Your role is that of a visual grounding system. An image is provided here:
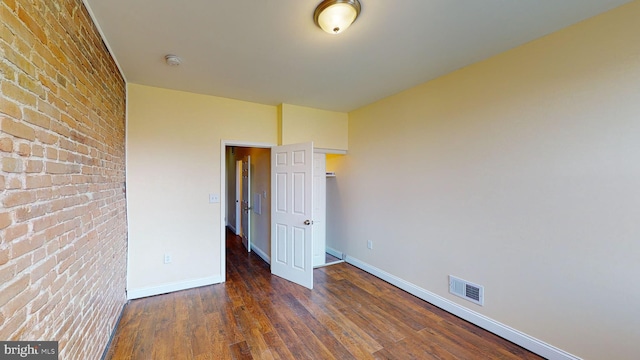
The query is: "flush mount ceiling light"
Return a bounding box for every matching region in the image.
[313,0,361,35]
[164,54,182,66]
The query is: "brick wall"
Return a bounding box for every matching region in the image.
[0,0,127,359]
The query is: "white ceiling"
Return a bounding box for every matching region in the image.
[84,0,631,112]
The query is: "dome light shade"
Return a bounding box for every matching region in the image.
[314,0,361,35]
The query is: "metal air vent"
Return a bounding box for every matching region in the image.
[449,275,484,306]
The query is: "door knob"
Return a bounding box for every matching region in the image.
[304,220,314,225]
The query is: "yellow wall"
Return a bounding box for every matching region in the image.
[279,103,348,151]
[126,84,277,296]
[125,2,640,357]
[227,146,272,259]
[330,2,640,359]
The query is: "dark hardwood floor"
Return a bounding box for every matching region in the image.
[105,229,543,359]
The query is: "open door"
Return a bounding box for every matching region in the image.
[241,155,251,252]
[235,160,242,235]
[271,142,314,289]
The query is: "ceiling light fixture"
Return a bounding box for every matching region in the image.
[313,0,361,35]
[164,54,182,66]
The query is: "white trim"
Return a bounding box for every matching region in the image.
[227,224,237,233]
[251,244,271,264]
[326,246,344,260]
[220,140,276,284]
[344,255,582,360]
[124,84,132,298]
[314,259,344,268]
[127,276,222,300]
[314,148,347,155]
[81,0,126,80]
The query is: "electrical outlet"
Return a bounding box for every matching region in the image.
[164,254,172,264]
[209,194,220,203]
[367,240,373,250]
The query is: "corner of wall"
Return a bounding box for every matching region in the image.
[277,104,283,145]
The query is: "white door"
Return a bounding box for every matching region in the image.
[271,142,314,289]
[241,156,251,252]
[235,160,242,235]
[312,153,326,267]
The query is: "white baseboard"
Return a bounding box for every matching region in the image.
[251,244,271,264]
[344,255,581,360]
[127,275,222,300]
[326,246,344,260]
[228,224,237,233]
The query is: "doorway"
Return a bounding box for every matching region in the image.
[220,140,342,288]
[223,143,272,268]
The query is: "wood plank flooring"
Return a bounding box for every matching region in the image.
[105,229,544,359]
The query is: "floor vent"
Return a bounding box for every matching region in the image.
[449,275,484,306]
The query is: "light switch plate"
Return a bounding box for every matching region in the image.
[209,194,220,203]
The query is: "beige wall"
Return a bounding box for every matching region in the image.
[231,147,271,259]
[279,103,348,151]
[330,2,640,359]
[225,147,238,232]
[325,154,345,253]
[126,84,277,296]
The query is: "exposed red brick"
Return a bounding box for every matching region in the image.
[37,100,61,121]
[18,73,46,100]
[23,107,51,129]
[11,235,45,259]
[0,137,13,152]
[3,0,16,12]
[3,286,38,318]
[32,214,55,232]
[31,256,57,284]
[0,264,16,284]
[0,97,22,119]
[4,223,28,241]
[2,190,33,207]
[2,157,23,172]
[0,0,126,358]
[15,204,48,221]
[45,147,58,160]
[17,6,47,44]
[6,177,21,189]
[35,129,57,144]
[37,74,59,96]
[0,308,26,340]
[31,144,43,157]
[1,80,37,107]
[0,276,29,307]
[1,117,35,141]
[29,291,49,314]
[0,212,11,229]
[0,247,9,265]
[17,143,30,156]
[0,17,36,77]
[25,159,43,172]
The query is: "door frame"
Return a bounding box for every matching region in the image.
[235,160,242,235]
[220,140,275,282]
[240,155,251,252]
